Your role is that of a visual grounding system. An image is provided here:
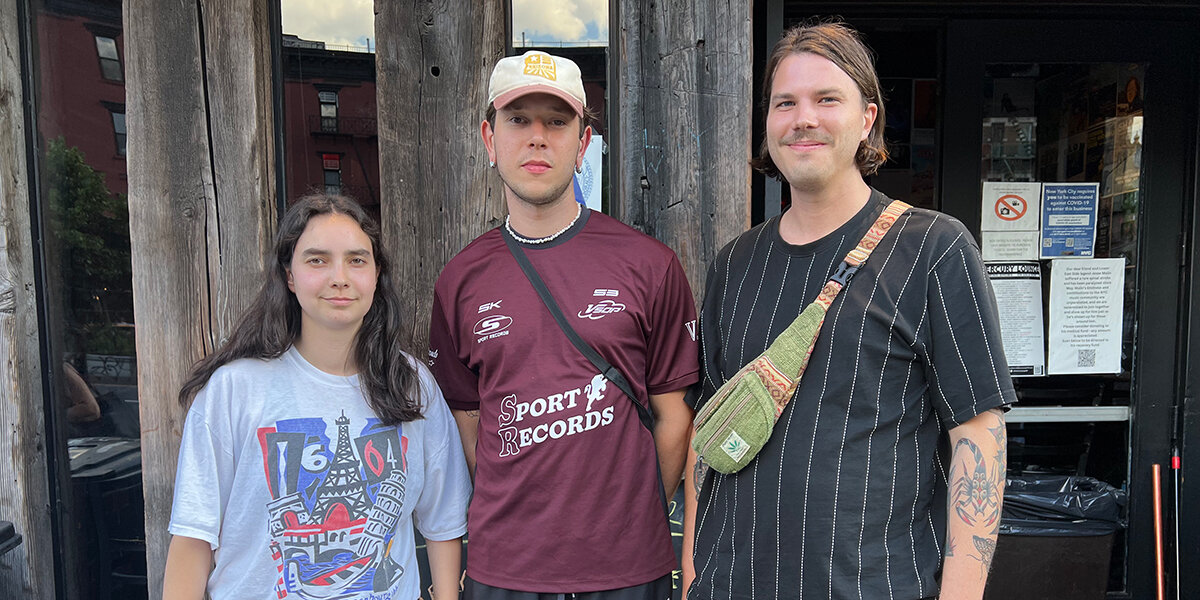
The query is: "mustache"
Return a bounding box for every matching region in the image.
[780,134,833,145]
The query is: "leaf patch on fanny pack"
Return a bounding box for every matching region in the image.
[722,431,750,462]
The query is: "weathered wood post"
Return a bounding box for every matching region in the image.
[614,0,753,302]
[0,1,55,596]
[124,0,277,596]
[375,0,507,352]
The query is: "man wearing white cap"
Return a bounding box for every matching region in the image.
[427,51,699,599]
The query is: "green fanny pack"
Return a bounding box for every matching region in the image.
[692,200,910,475]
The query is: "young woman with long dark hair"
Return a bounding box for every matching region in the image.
[162,195,470,600]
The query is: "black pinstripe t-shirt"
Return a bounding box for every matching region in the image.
[689,190,1015,600]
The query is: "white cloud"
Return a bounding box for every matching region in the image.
[281,0,375,50]
[281,0,608,49]
[513,0,608,44]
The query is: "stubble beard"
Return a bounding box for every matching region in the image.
[770,146,829,194]
[498,169,575,208]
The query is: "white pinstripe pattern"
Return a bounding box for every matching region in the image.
[932,270,980,417]
[691,197,1013,600]
[695,467,726,592]
[956,248,1006,412]
[825,256,860,596]
[738,238,774,363]
[771,255,795,600]
[852,212,917,600]
[728,475,737,600]
[878,214,933,600]
[727,226,769,365]
[797,240,846,599]
[908,303,932,598]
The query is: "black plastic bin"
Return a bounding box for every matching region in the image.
[984,475,1126,600]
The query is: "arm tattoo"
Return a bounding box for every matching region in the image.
[987,409,1007,467]
[466,410,479,418]
[951,438,1002,529]
[970,535,997,576]
[693,459,707,500]
[945,535,956,558]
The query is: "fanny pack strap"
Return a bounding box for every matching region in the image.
[769,199,911,412]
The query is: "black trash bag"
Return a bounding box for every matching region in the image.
[1001,475,1126,536]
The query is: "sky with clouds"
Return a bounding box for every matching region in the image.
[513,0,608,45]
[280,0,607,50]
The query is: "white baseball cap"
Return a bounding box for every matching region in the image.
[488,51,586,117]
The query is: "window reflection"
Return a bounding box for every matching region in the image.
[280,29,379,218]
[94,35,122,82]
[33,0,144,598]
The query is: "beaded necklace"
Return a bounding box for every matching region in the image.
[505,202,583,245]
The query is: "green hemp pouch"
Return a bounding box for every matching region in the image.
[692,298,826,474]
[691,199,910,476]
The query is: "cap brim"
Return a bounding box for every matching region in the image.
[493,85,584,117]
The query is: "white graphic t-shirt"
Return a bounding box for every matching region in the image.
[169,347,471,600]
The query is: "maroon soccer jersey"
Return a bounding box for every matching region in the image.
[428,210,699,592]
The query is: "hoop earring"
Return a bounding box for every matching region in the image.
[575,164,582,174]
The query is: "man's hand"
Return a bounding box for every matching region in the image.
[939,407,1006,600]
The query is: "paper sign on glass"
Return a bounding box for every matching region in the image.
[982,182,1042,232]
[1047,258,1124,374]
[983,231,1040,262]
[1041,183,1100,258]
[986,262,1045,377]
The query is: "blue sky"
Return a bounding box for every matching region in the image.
[281,0,608,51]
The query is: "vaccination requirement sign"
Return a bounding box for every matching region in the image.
[1041,182,1099,259]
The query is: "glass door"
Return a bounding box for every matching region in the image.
[942,19,1197,599]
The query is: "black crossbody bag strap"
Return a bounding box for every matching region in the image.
[501,229,671,516]
[500,229,655,433]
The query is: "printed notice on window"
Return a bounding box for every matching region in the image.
[983,231,1040,262]
[1047,258,1124,374]
[982,181,1042,232]
[1041,183,1099,259]
[986,262,1045,377]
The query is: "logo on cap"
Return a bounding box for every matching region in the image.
[523,53,557,81]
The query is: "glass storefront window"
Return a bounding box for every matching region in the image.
[281,2,379,218]
[982,62,1146,592]
[32,0,144,598]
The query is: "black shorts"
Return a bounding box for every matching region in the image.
[464,574,672,600]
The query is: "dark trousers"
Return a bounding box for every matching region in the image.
[464,574,673,600]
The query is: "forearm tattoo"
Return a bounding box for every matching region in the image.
[970,535,997,575]
[949,411,1006,577]
[951,438,1002,530]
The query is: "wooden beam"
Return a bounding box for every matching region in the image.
[124,0,276,596]
[615,0,753,304]
[376,0,507,353]
[0,1,55,596]
[201,0,279,336]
